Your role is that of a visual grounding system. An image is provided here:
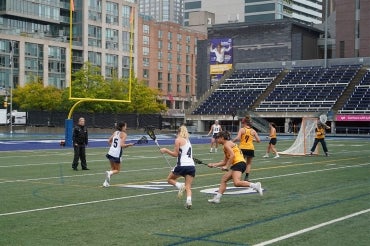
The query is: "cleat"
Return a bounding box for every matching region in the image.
[208,197,220,204]
[102,180,110,188]
[263,155,269,158]
[274,155,280,158]
[105,171,111,183]
[254,182,263,196]
[185,201,192,209]
[177,184,185,199]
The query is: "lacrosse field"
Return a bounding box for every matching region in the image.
[0,136,369,245]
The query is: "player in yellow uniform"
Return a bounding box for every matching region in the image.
[263,122,280,158]
[310,122,330,156]
[207,131,263,203]
[232,117,261,181]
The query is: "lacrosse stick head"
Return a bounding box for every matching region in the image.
[137,136,148,144]
[145,127,157,141]
[319,114,327,124]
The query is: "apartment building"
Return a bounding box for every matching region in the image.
[136,15,206,113]
[184,0,323,26]
[0,0,137,89]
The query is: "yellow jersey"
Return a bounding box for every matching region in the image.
[239,127,255,150]
[224,143,246,165]
[315,127,326,139]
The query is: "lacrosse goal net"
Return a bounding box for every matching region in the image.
[279,117,318,156]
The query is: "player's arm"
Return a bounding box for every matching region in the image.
[160,137,181,157]
[120,132,133,148]
[232,128,243,143]
[252,130,261,143]
[207,125,213,136]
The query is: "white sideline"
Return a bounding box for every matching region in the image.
[254,208,370,246]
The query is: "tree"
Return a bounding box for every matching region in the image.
[13,79,63,111]
[13,63,167,114]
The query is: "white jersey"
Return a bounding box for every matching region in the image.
[177,139,195,167]
[212,124,221,134]
[107,131,123,158]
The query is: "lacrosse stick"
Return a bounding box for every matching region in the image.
[133,136,148,145]
[193,157,228,171]
[145,127,173,169]
[319,114,328,124]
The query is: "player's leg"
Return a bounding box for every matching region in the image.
[208,171,232,203]
[184,174,194,209]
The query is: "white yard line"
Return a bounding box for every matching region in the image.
[254,208,370,246]
[0,163,368,217]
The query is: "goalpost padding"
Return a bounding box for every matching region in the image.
[279,117,318,156]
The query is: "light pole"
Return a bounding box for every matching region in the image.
[324,0,328,68]
[9,41,14,134]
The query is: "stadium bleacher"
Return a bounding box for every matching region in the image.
[191,68,282,115]
[256,65,361,112]
[339,69,370,114]
[191,65,368,115]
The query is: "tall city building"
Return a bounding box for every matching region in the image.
[184,0,323,26]
[335,0,370,58]
[139,0,184,25]
[137,15,206,114]
[0,0,137,89]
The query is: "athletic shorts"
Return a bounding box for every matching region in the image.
[173,166,196,177]
[212,133,219,139]
[106,154,121,164]
[230,161,246,173]
[269,138,277,145]
[241,149,255,158]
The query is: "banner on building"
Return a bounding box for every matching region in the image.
[209,38,233,76]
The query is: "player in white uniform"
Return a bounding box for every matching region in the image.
[207,120,222,153]
[103,122,134,187]
[160,125,196,209]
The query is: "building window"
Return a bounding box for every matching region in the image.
[143,25,150,34]
[339,41,345,58]
[143,69,149,78]
[143,36,149,46]
[143,58,149,67]
[143,47,149,56]
[168,73,172,82]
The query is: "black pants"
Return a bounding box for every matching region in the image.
[310,138,328,153]
[72,145,87,169]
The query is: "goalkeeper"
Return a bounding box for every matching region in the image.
[310,122,330,156]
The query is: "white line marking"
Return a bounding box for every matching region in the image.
[254,208,370,246]
[0,163,368,217]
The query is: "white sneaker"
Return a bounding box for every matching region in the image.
[263,154,269,158]
[102,180,110,188]
[105,171,111,183]
[208,196,220,204]
[185,201,192,209]
[274,155,280,158]
[253,182,263,196]
[177,184,185,199]
[215,148,218,152]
